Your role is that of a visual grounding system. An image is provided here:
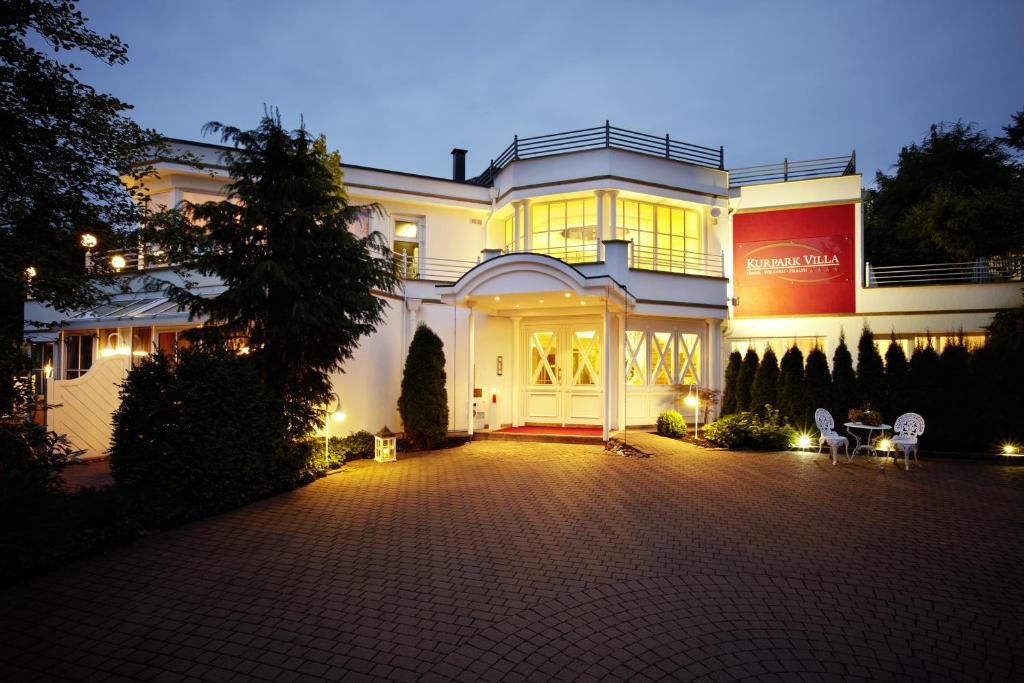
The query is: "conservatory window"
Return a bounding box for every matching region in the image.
[616,199,701,271]
[530,198,598,263]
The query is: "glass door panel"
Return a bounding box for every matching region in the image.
[530,331,558,385]
[572,330,600,386]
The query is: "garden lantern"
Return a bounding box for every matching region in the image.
[683,382,699,435]
[375,426,397,462]
[324,393,345,461]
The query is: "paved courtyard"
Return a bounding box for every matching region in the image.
[2,436,1022,682]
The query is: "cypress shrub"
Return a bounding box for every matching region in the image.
[397,324,449,449]
[776,345,805,426]
[831,332,857,420]
[882,335,909,421]
[803,347,832,426]
[749,346,779,417]
[856,326,885,411]
[736,348,759,412]
[937,337,971,450]
[907,343,941,448]
[720,351,742,415]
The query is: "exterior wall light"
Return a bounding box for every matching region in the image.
[80,234,98,249]
[375,426,397,462]
[24,266,36,280]
[110,254,127,270]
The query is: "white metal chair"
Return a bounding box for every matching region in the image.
[815,408,849,465]
[890,413,925,471]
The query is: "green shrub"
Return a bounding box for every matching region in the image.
[857,326,885,408]
[803,347,832,427]
[736,348,759,412]
[316,430,375,467]
[720,351,742,415]
[111,349,324,525]
[398,324,449,449]
[656,410,687,437]
[831,331,857,420]
[776,345,805,426]
[750,346,779,418]
[702,406,798,450]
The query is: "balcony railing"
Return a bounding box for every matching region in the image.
[505,242,600,264]
[631,245,725,278]
[88,245,170,272]
[865,256,1023,287]
[395,254,479,282]
[729,152,857,187]
[473,122,724,185]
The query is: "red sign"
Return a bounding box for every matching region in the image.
[733,204,855,316]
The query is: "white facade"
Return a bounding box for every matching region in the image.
[24,126,1020,457]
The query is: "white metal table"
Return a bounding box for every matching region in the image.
[843,422,892,461]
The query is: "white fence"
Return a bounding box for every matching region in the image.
[48,354,130,459]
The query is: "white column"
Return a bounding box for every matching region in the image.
[511,316,522,427]
[706,319,723,421]
[607,190,619,241]
[602,304,612,442]
[520,199,531,251]
[595,190,606,261]
[466,303,476,436]
[512,201,522,253]
[616,312,627,430]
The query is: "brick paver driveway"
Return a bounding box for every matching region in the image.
[2,436,1022,681]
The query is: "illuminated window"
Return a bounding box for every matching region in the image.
[63,334,95,379]
[504,214,514,251]
[394,218,422,279]
[731,337,824,360]
[616,199,701,272]
[530,198,598,263]
[650,332,674,385]
[678,333,700,385]
[626,328,702,387]
[625,330,646,385]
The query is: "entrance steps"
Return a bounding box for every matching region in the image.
[474,426,606,445]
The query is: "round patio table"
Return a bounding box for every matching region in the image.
[843,422,892,460]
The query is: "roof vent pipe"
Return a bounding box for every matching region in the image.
[451,148,467,182]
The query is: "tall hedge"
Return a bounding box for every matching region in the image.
[856,326,885,410]
[831,332,857,419]
[720,351,742,415]
[777,345,805,426]
[736,348,759,412]
[749,346,779,417]
[397,324,449,449]
[907,343,941,447]
[937,338,971,450]
[882,335,909,421]
[803,347,832,426]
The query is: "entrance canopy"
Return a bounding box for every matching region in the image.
[437,253,633,315]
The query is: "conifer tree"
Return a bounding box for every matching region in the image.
[720,351,742,415]
[856,325,885,410]
[750,346,779,417]
[776,345,805,425]
[830,331,857,420]
[907,343,941,445]
[937,336,970,450]
[882,335,909,421]
[736,348,759,412]
[398,324,449,449]
[803,347,832,426]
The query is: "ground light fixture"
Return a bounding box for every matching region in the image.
[683,383,699,436]
[796,433,813,450]
[375,426,397,462]
[1003,444,1019,455]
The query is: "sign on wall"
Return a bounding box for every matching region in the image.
[733,203,855,316]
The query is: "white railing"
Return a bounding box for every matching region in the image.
[88,245,170,272]
[504,242,600,264]
[631,244,725,278]
[865,257,1023,287]
[396,255,478,282]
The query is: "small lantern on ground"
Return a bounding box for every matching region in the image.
[375,426,397,462]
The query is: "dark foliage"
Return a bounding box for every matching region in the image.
[936,339,971,450]
[907,344,942,448]
[830,332,857,419]
[397,324,449,449]
[749,346,779,418]
[720,351,742,415]
[776,345,805,426]
[803,347,832,426]
[882,335,909,420]
[148,112,399,436]
[110,349,324,525]
[735,348,759,413]
[703,407,797,451]
[856,326,886,412]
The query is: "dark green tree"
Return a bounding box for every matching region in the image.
[152,112,399,435]
[937,337,971,450]
[803,347,832,426]
[830,331,857,419]
[856,325,885,411]
[398,324,449,449]
[776,345,805,425]
[864,117,1024,266]
[1,0,172,411]
[720,351,742,415]
[735,348,759,412]
[907,343,941,446]
[882,334,909,420]
[749,346,779,417]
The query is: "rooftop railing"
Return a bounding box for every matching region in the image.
[473,122,724,185]
[865,256,1023,287]
[729,152,857,187]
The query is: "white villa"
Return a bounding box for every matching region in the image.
[23,123,1022,456]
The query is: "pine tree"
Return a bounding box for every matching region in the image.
[882,335,909,422]
[777,345,805,426]
[803,347,832,426]
[720,351,742,415]
[398,324,449,449]
[750,346,779,417]
[907,343,941,448]
[831,331,857,420]
[856,325,885,411]
[736,348,759,412]
[937,336,970,450]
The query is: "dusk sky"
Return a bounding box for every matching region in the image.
[78,0,1023,184]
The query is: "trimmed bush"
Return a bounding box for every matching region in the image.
[398,324,449,449]
[656,410,687,437]
[803,347,832,427]
[776,345,805,426]
[856,326,885,409]
[736,348,759,412]
[750,346,779,417]
[110,349,323,525]
[882,335,909,420]
[831,332,857,420]
[720,351,742,415]
[702,406,798,451]
[907,343,941,447]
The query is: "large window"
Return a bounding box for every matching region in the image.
[530,198,598,263]
[616,199,701,272]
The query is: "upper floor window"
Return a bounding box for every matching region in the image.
[617,199,701,270]
[393,218,423,278]
[531,198,598,263]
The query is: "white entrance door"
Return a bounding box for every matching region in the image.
[523,323,603,426]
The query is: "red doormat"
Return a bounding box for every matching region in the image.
[495,426,603,437]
